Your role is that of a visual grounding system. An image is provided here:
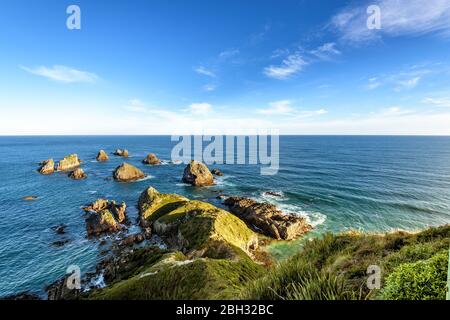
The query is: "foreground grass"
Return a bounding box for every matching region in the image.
[240,225,450,300]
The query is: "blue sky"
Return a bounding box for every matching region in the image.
[1,0,450,134]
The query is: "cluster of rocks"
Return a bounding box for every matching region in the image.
[38,154,83,177]
[83,199,127,236]
[224,197,312,240]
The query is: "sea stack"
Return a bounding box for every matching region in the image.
[56,154,81,172]
[143,153,161,165]
[84,199,127,236]
[38,159,55,175]
[182,160,214,186]
[113,163,146,182]
[113,149,129,158]
[69,168,87,180]
[96,150,109,162]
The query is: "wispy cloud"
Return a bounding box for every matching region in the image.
[331,0,450,43]
[194,66,216,78]
[263,53,307,80]
[123,99,148,113]
[188,102,213,115]
[219,49,240,59]
[257,100,327,118]
[310,42,341,60]
[395,76,421,91]
[21,65,98,83]
[202,84,217,92]
[422,97,450,107]
[366,77,382,90]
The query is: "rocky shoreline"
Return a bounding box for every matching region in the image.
[28,148,315,300]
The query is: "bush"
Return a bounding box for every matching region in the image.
[380,250,449,300]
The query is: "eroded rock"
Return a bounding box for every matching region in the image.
[56,154,81,172]
[84,199,127,236]
[38,159,55,175]
[96,150,109,162]
[143,153,161,165]
[113,149,129,157]
[182,160,214,186]
[224,197,312,240]
[69,168,87,180]
[113,163,146,182]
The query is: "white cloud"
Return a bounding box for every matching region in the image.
[202,84,217,92]
[263,53,307,79]
[194,66,216,78]
[422,97,450,107]
[188,102,213,115]
[258,100,295,115]
[21,65,98,83]
[331,0,450,43]
[395,76,421,91]
[310,42,341,60]
[219,49,240,59]
[123,99,148,113]
[366,77,382,90]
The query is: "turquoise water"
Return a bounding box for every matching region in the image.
[1,135,450,297]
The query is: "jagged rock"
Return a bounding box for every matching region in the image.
[52,239,71,247]
[113,163,146,182]
[46,276,81,300]
[38,159,55,175]
[86,210,122,236]
[69,168,87,180]
[23,196,38,201]
[143,153,161,165]
[263,191,283,197]
[182,160,214,186]
[211,169,223,176]
[56,154,81,172]
[96,150,109,162]
[224,197,311,240]
[83,199,127,223]
[113,149,129,157]
[118,233,145,247]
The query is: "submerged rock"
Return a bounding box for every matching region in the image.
[51,224,67,234]
[96,150,109,162]
[142,153,161,165]
[224,197,311,240]
[113,163,146,182]
[38,159,55,175]
[56,154,81,172]
[113,149,129,158]
[211,168,224,176]
[23,196,38,201]
[69,168,87,180]
[84,199,127,236]
[1,292,42,300]
[182,160,214,186]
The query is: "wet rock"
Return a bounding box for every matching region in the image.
[52,239,71,247]
[182,160,214,186]
[1,292,42,300]
[224,197,312,240]
[51,224,67,234]
[69,168,87,180]
[113,163,146,182]
[46,276,81,300]
[56,154,81,172]
[263,191,283,197]
[38,159,55,175]
[23,196,38,201]
[211,168,223,176]
[118,233,145,247]
[96,150,109,162]
[113,149,129,157]
[142,153,161,165]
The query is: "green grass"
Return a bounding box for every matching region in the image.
[240,225,450,300]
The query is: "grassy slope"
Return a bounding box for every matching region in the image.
[240,225,450,300]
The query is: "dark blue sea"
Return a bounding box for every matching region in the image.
[1,136,450,297]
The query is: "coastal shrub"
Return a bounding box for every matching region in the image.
[379,250,449,300]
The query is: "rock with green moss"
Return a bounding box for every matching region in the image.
[138,187,259,259]
[56,154,81,172]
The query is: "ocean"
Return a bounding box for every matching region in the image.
[0,135,449,297]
